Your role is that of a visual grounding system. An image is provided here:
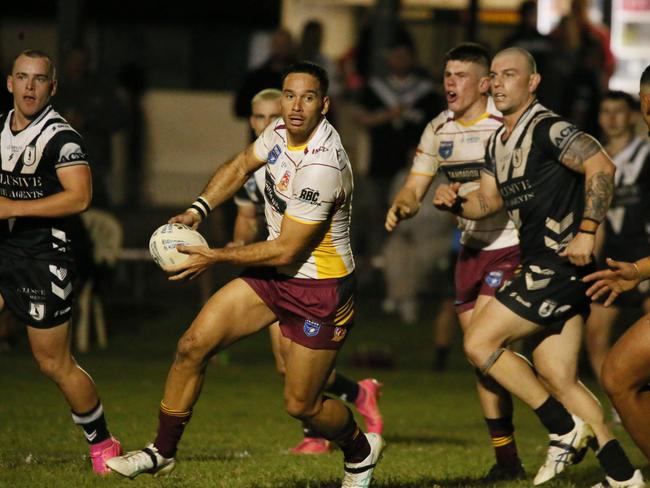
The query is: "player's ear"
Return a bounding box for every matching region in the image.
[478,75,491,95]
[529,73,541,94]
[321,96,330,115]
[50,79,57,97]
[7,75,13,94]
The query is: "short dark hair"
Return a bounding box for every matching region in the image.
[282,61,329,96]
[641,64,650,87]
[444,43,491,73]
[601,90,637,110]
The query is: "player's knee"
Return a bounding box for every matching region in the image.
[602,353,627,398]
[284,394,320,420]
[463,330,489,368]
[175,332,211,366]
[34,354,68,381]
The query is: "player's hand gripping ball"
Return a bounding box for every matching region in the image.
[149,223,208,268]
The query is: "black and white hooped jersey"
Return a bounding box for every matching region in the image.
[484,101,590,263]
[0,106,89,258]
[604,136,650,248]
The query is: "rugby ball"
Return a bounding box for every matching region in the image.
[149,223,208,268]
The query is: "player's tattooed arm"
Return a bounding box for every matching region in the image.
[456,171,504,220]
[559,133,602,173]
[584,171,614,223]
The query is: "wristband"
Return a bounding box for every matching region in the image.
[189,196,211,220]
[578,229,596,235]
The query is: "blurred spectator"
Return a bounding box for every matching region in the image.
[352,42,442,276]
[233,28,297,119]
[550,0,615,135]
[500,1,560,110]
[381,172,455,324]
[55,46,127,209]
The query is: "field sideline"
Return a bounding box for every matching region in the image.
[0,296,647,487]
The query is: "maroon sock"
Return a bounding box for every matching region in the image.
[331,409,370,463]
[485,417,521,468]
[153,402,192,459]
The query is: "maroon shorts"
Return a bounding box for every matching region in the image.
[454,244,520,313]
[241,268,355,350]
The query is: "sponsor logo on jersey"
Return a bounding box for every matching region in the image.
[298,187,320,205]
[264,171,287,214]
[311,146,328,155]
[23,145,36,166]
[29,302,45,321]
[54,306,72,318]
[267,144,282,164]
[438,140,454,160]
[276,170,291,192]
[550,121,579,150]
[538,299,557,318]
[485,270,504,288]
[303,319,321,337]
[332,326,347,342]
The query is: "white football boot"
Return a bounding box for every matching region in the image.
[106,443,175,479]
[591,469,646,488]
[534,415,595,485]
[341,433,385,488]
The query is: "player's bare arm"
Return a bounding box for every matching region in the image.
[434,172,503,219]
[0,164,91,220]
[584,255,650,306]
[385,173,433,231]
[165,216,326,280]
[559,134,615,266]
[169,144,265,228]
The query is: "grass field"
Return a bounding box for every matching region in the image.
[0,281,648,488]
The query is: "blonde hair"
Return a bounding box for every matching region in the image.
[251,88,282,107]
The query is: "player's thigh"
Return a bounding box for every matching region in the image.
[605,314,650,390]
[466,298,542,351]
[26,321,72,363]
[532,315,583,382]
[186,278,277,351]
[268,321,289,375]
[283,340,338,406]
[586,303,620,341]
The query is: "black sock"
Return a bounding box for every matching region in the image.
[331,408,370,463]
[325,373,360,403]
[533,396,574,435]
[71,401,111,445]
[597,440,636,481]
[302,421,325,439]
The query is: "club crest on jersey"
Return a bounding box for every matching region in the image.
[29,302,45,321]
[512,148,523,168]
[267,144,282,165]
[303,319,321,337]
[485,270,504,288]
[276,170,291,192]
[23,145,36,166]
[538,299,557,318]
[438,141,453,160]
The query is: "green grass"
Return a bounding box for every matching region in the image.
[0,294,647,487]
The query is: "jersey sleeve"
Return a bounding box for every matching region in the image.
[48,131,89,169]
[410,121,440,176]
[285,163,342,224]
[533,116,588,163]
[482,133,497,176]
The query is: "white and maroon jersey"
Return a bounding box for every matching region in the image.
[411,98,519,251]
[0,106,89,258]
[253,117,354,279]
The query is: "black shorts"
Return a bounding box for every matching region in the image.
[496,259,593,330]
[0,254,75,328]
